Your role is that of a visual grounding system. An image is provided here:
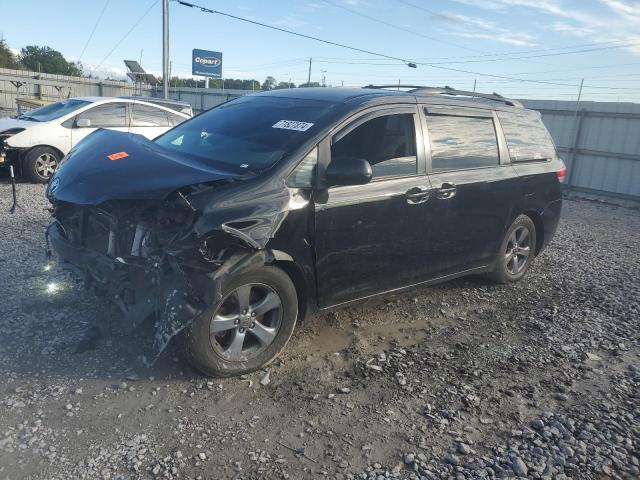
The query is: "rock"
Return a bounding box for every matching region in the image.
[457,443,471,455]
[339,387,351,394]
[531,419,545,430]
[444,453,460,466]
[260,370,271,386]
[512,456,528,476]
[403,453,415,464]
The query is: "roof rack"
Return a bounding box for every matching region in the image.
[364,84,523,108]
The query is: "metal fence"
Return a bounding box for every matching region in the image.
[0,67,250,117]
[522,100,640,203]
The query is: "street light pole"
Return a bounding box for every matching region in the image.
[162,0,169,99]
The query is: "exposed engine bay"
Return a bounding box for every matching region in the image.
[45,129,305,363]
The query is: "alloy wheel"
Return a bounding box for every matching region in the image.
[209,283,283,362]
[35,153,57,178]
[505,225,531,275]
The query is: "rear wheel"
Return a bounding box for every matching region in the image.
[182,266,298,377]
[23,147,60,183]
[489,214,536,284]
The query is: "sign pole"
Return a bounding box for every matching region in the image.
[162,0,169,99]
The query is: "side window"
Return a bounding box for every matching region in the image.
[331,113,417,179]
[427,115,499,171]
[168,111,186,126]
[77,103,127,128]
[286,147,317,188]
[496,110,556,162]
[131,104,170,127]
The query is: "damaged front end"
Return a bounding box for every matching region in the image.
[48,190,283,362]
[45,130,295,363]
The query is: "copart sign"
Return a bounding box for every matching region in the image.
[192,49,222,78]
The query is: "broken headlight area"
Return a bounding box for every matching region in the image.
[47,197,242,363]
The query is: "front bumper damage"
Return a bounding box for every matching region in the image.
[47,199,273,364]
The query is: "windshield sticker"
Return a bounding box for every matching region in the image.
[272,120,314,132]
[107,151,129,161]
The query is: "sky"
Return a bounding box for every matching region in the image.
[2,0,640,102]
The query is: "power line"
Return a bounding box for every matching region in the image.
[426,42,640,65]
[93,0,159,73]
[78,0,110,62]
[312,38,640,62]
[174,1,640,92]
[319,0,482,53]
[173,0,419,66]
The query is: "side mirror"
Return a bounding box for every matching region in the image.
[76,118,91,128]
[326,157,373,187]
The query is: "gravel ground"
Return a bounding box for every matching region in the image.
[0,182,638,480]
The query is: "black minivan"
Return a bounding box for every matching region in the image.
[46,86,564,376]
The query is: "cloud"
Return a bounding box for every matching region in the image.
[431,11,538,46]
[600,0,640,18]
[452,0,640,56]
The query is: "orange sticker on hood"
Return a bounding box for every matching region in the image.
[107,151,129,161]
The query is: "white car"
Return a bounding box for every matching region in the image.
[0,96,192,183]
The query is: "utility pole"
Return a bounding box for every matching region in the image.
[162,0,169,99]
[321,70,327,87]
[566,78,585,188]
[307,57,312,85]
[473,79,476,93]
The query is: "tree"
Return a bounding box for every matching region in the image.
[261,76,277,91]
[19,45,83,76]
[298,81,322,88]
[274,81,296,89]
[0,40,20,69]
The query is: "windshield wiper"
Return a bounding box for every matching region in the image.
[18,115,39,121]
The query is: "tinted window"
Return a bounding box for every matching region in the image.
[427,115,498,171]
[332,113,417,179]
[155,96,333,174]
[131,103,169,127]
[497,110,556,162]
[17,99,90,122]
[77,103,127,128]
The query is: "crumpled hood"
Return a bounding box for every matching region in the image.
[48,129,245,205]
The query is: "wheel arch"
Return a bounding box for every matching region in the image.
[271,250,310,323]
[25,144,65,160]
[523,210,544,255]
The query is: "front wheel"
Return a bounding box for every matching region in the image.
[489,214,536,284]
[23,147,61,183]
[181,266,298,377]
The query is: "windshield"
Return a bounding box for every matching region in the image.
[155,95,334,173]
[18,99,91,122]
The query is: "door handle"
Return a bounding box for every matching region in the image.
[405,186,430,204]
[436,182,457,200]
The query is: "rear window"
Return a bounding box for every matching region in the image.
[427,115,499,171]
[155,96,334,174]
[497,110,556,162]
[131,103,170,127]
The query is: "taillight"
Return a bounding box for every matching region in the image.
[557,162,567,183]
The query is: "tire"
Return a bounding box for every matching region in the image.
[182,266,298,377]
[23,147,60,183]
[489,214,537,284]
